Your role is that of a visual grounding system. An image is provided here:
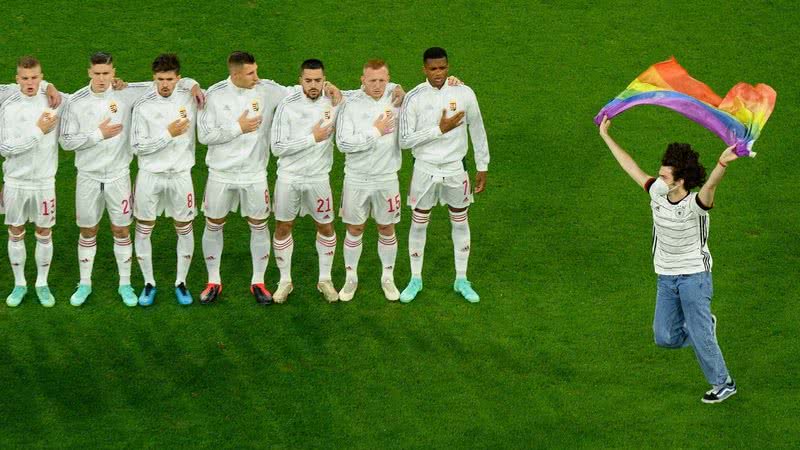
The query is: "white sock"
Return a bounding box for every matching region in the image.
[316,233,336,282]
[408,210,430,278]
[78,234,97,285]
[249,221,270,284]
[202,220,224,284]
[450,210,471,279]
[114,235,133,286]
[34,231,53,287]
[8,231,26,286]
[273,234,293,283]
[343,231,362,283]
[378,232,397,281]
[135,223,155,286]
[175,222,194,286]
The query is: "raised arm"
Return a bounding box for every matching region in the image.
[598,116,651,189]
[698,145,737,207]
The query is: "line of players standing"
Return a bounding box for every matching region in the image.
[0,46,489,308]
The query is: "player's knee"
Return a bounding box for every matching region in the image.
[206,217,226,226]
[174,220,192,229]
[377,224,394,235]
[80,226,99,238]
[35,226,52,237]
[316,222,334,237]
[275,220,294,238]
[347,224,366,236]
[448,206,468,214]
[111,225,130,239]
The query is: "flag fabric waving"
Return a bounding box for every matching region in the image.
[594,57,776,157]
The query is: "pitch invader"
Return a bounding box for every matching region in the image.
[270,59,344,303]
[0,56,67,307]
[398,47,490,304]
[60,52,201,307]
[1,80,63,217]
[335,59,405,301]
[197,52,340,304]
[131,54,204,306]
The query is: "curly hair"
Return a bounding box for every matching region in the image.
[661,143,707,190]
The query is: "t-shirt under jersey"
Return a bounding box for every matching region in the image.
[646,177,712,275]
[198,78,292,184]
[399,80,489,177]
[0,89,67,188]
[270,91,338,183]
[131,86,197,174]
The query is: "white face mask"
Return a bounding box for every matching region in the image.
[651,178,680,196]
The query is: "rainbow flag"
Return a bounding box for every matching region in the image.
[594,57,776,157]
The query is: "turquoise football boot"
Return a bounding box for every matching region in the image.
[454,278,480,303]
[6,286,27,307]
[70,284,92,306]
[399,277,423,304]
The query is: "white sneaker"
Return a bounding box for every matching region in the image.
[273,281,293,304]
[381,278,400,301]
[338,280,357,302]
[317,280,339,303]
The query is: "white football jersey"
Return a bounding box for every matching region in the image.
[0,89,66,188]
[647,177,713,275]
[131,85,197,174]
[399,80,489,177]
[271,91,337,183]
[336,86,400,183]
[198,78,292,184]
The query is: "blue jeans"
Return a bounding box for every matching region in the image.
[653,272,729,385]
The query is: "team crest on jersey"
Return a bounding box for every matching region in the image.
[449,100,457,111]
[251,99,260,113]
[109,101,118,113]
[674,206,687,218]
[178,106,188,119]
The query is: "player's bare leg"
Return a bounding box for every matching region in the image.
[247,216,272,305]
[449,206,478,303]
[400,208,430,303]
[6,225,28,307]
[272,220,295,303]
[340,223,364,302]
[33,226,54,307]
[71,225,98,306]
[200,216,225,304]
[315,221,338,303]
[174,219,194,305]
[377,223,399,301]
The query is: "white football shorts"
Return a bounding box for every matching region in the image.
[134,170,196,222]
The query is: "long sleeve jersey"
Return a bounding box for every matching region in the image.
[130,85,197,174]
[335,85,401,182]
[270,91,338,183]
[59,79,196,181]
[0,89,67,187]
[399,81,489,177]
[198,78,292,184]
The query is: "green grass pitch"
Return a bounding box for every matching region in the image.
[0,0,798,447]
